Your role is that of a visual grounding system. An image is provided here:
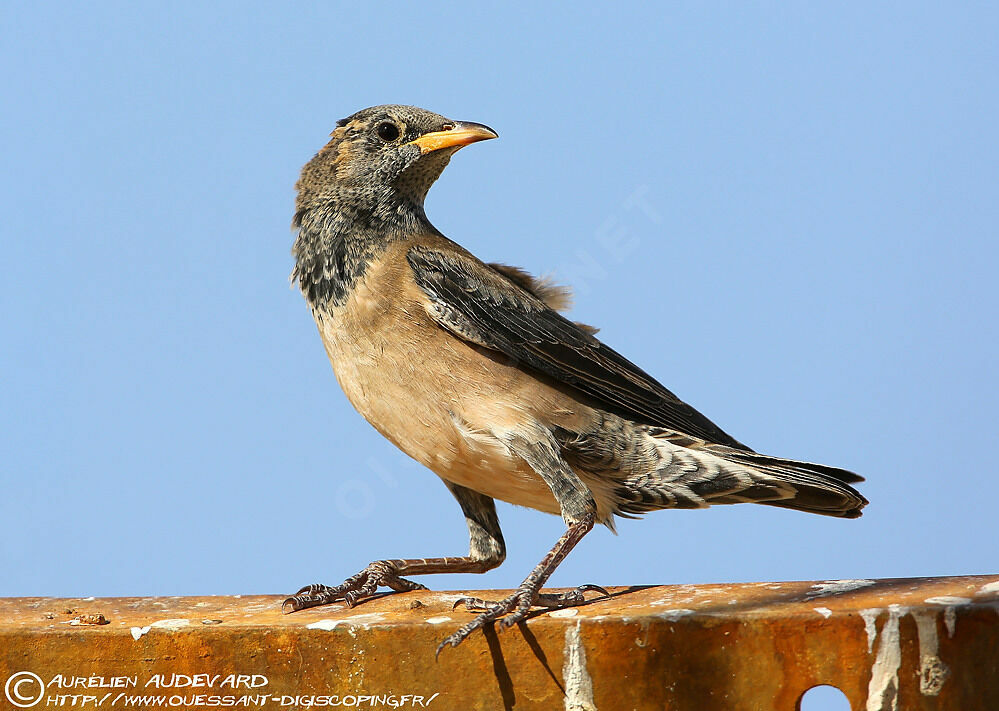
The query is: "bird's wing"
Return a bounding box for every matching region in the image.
[406,244,749,450]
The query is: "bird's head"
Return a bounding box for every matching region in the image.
[294,105,497,231]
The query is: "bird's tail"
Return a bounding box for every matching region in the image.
[708,448,868,519]
[610,431,868,519]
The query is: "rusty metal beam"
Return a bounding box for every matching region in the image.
[2,574,997,710]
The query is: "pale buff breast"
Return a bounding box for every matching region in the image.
[312,248,568,516]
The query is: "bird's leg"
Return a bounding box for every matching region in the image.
[440,513,605,653]
[283,483,505,613]
[438,432,608,653]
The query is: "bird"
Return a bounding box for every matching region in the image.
[283,104,868,653]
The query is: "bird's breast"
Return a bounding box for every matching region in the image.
[310,251,562,515]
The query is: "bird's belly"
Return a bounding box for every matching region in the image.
[432,420,562,516]
[315,309,561,516]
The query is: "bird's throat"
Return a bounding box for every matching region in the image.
[291,202,431,309]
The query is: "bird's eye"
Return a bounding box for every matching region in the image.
[376,122,401,142]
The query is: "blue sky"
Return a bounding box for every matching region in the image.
[2,0,996,642]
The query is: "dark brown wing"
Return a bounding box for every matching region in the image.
[407,245,750,450]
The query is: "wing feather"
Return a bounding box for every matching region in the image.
[407,245,749,449]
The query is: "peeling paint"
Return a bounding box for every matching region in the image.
[976,580,999,596]
[129,626,151,640]
[306,612,386,631]
[814,607,833,618]
[925,597,969,638]
[808,579,875,598]
[924,596,970,606]
[866,604,905,711]
[563,621,596,711]
[658,609,694,621]
[149,618,191,631]
[548,608,579,618]
[307,620,340,631]
[942,607,957,638]
[911,610,949,696]
[860,608,881,653]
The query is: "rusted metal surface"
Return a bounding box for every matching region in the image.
[1,575,997,710]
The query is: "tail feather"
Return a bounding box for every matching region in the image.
[715,448,865,484]
[610,432,868,519]
[559,417,868,521]
[706,447,867,518]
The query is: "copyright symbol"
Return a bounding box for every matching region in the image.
[5,671,44,708]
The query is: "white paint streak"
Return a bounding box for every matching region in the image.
[149,618,190,631]
[424,616,452,624]
[866,604,905,711]
[548,608,579,618]
[943,607,957,638]
[911,610,949,696]
[861,609,881,653]
[130,626,151,641]
[924,596,970,606]
[343,612,386,625]
[808,579,875,598]
[563,621,596,711]
[976,580,999,596]
[813,607,833,618]
[306,612,387,631]
[306,620,340,631]
[924,597,969,638]
[658,608,694,621]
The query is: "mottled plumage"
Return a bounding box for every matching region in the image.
[284,104,867,652]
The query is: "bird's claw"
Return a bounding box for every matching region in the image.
[449,583,607,613]
[437,583,607,656]
[450,595,496,612]
[282,561,428,613]
[534,583,610,607]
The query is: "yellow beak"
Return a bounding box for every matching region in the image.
[407,121,498,154]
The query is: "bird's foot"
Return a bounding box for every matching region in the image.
[437,583,607,655]
[282,560,428,612]
[454,583,609,612]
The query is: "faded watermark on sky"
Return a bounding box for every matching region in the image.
[334,456,414,521]
[554,184,661,296]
